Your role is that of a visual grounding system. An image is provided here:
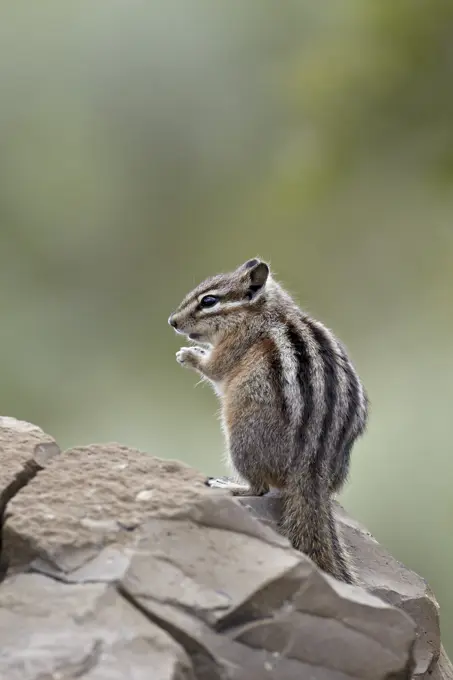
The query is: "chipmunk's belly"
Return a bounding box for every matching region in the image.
[220,394,288,490]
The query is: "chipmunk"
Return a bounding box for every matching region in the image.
[168,258,368,583]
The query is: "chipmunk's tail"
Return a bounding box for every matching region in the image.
[279,473,356,584]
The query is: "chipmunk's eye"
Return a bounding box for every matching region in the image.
[199,295,219,308]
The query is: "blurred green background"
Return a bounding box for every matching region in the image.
[1,0,452,652]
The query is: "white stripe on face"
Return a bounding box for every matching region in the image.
[197,298,249,316]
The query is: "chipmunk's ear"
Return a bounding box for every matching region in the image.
[242,259,269,298]
[242,258,260,270]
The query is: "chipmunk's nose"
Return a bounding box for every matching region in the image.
[168,314,178,329]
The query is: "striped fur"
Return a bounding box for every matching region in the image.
[169,258,368,583]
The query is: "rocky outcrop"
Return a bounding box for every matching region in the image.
[237,492,446,679]
[0,417,450,679]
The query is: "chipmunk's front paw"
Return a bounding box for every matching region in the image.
[176,346,205,369]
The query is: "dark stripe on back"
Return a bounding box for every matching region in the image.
[329,345,364,492]
[285,319,314,454]
[266,338,290,423]
[304,319,338,464]
[335,341,362,453]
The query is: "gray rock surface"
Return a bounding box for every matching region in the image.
[0,416,450,678]
[3,442,207,572]
[238,492,450,679]
[0,573,195,680]
[430,646,453,680]
[0,416,60,516]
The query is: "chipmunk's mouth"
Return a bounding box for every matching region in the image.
[189,333,202,341]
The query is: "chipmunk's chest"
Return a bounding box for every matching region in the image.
[211,380,225,398]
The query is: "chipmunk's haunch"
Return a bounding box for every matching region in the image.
[168,258,368,583]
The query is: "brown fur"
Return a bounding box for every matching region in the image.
[169,258,368,583]
[223,342,269,430]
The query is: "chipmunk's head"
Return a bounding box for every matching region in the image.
[168,258,271,345]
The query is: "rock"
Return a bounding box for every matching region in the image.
[2,443,207,572]
[429,646,453,680]
[237,492,453,680]
[0,423,449,678]
[336,504,440,677]
[121,507,416,678]
[0,572,195,680]
[0,416,60,516]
